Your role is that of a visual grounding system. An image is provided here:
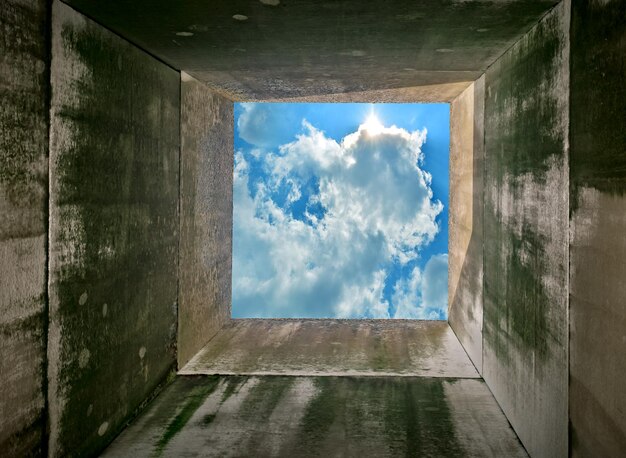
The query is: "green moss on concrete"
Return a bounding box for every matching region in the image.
[102,375,528,457]
[295,378,340,446]
[49,4,180,457]
[0,0,48,218]
[482,3,569,455]
[367,334,389,372]
[154,377,220,455]
[483,3,567,363]
[484,5,565,186]
[0,1,49,456]
[293,377,464,456]
[200,414,216,427]
[220,376,246,404]
[483,217,550,362]
[239,376,294,419]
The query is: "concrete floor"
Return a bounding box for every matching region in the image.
[102,375,526,457]
[101,322,527,457]
[180,320,479,378]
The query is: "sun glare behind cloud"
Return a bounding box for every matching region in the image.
[361,112,384,136]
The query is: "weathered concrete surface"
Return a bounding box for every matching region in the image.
[0,0,49,455]
[103,375,526,458]
[48,3,180,456]
[179,72,233,368]
[448,76,485,374]
[266,82,472,103]
[482,2,569,456]
[181,320,479,378]
[62,0,556,99]
[569,0,626,455]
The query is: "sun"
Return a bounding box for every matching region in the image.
[362,112,384,136]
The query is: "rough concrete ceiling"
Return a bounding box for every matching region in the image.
[62,0,557,100]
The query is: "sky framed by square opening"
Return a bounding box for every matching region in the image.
[232,102,449,319]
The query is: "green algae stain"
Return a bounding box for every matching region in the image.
[483,216,551,363]
[483,4,566,364]
[200,414,216,427]
[292,377,464,457]
[296,377,340,446]
[379,378,464,457]
[188,376,248,431]
[484,9,565,188]
[239,376,294,419]
[220,376,247,405]
[51,10,180,457]
[153,376,220,456]
[368,334,389,371]
[0,0,49,216]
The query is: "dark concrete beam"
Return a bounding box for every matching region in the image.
[61,0,557,99]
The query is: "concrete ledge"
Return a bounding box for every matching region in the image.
[180,319,479,378]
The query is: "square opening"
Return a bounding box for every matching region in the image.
[232,102,449,320]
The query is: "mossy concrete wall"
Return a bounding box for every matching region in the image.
[482,2,570,456]
[0,0,49,455]
[569,0,626,455]
[448,77,485,374]
[178,72,233,368]
[47,2,180,456]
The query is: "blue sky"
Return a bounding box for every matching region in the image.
[232,102,449,319]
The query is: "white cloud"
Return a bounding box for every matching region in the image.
[232,117,445,318]
[237,103,299,147]
[421,253,449,313]
[392,254,449,320]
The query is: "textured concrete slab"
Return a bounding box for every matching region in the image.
[178,73,233,368]
[448,77,485,374]
[62,0,556,99]
[103,375,527,458]
[0,0,49,455]
[48,3,180,456]
[482,2,569,457]
[264,82,473,103]
[181,320,479,378]
[569,0,626,455]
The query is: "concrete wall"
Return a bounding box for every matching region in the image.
[0,0,49,456]
[178,73,233,368]
[482,2,570,456]
[448,77,485,374]
[47,2,180,456]
[569,0,626,455]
